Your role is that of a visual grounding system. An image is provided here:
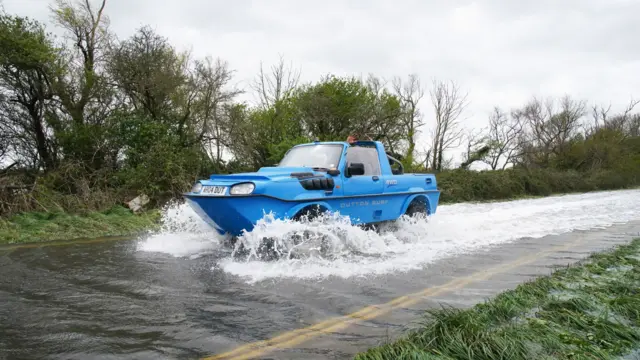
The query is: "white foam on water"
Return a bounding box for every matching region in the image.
[135,201,227,258]
[135,189,640,283]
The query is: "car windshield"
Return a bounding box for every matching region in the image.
[278,144,343,169]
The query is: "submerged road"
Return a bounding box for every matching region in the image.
[1,189,640,360]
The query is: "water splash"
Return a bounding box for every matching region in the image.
[135,200,228,258]
[135,189,640,283]
[228,211,421,262]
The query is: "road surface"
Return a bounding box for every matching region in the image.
[2,189,640,360]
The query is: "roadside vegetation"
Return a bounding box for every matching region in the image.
[0,205,160,244]
[1,0,639,243]
[355,238,640,360]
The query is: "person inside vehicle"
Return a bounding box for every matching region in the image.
[346,134,358,145]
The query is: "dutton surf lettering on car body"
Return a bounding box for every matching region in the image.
[340,200,370,208]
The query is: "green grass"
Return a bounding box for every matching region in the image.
[355,238,640,360]
[0,205,162,245]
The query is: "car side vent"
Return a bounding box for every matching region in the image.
[299,177,335,190]
[290,172,315,179]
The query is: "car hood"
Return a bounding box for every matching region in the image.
[208,166,323,182]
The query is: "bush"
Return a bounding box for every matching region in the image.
[435,167,640,204]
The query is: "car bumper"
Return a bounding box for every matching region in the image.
[183,194,293,237]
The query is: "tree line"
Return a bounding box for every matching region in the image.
[1,0,639,217]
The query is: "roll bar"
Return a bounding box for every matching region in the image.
[386,153,404,175]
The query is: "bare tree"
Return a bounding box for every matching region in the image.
[460,127,490,169]
[251,54,300,109]
[512,97,553,167]
[50,0,111,123]
[392,73,425,167]
[601,98,639,137]
[553,95,587,150]
[512,95,586,168]
[359,74,406,155]
[364,73,387,95]
[482,106,523,170]
[418,147,433,170]
[429,78,469,171]
[589,102,612,135]
[192,56,243,162]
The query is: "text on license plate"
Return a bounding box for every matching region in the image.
[201,186,227,195]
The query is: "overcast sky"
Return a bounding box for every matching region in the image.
[3,0,639,163]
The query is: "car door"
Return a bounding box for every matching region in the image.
[340,145,385,222]
[341,145,384,196]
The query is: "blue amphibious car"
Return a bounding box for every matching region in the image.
[183,140,440,237]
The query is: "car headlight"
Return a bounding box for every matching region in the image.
[230,182,255,195]
[191,182,203,193]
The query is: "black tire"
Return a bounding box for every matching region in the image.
[405,197,428,217]
[292,204,327,222]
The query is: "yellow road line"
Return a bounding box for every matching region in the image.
[203,238,583,360]
[0,235,134,251]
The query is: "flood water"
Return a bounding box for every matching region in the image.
[2,189,640,360]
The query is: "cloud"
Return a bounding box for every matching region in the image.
[3,0,639,163]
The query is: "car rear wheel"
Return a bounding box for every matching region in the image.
[405,197,428,217]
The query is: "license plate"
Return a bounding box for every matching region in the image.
[201,186,227,195]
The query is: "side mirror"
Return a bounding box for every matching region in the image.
[347,162,365,177]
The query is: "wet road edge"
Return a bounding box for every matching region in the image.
[203,221,640,360]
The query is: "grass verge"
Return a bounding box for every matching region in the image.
[355,238,640,360]
[0,205,162,245]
